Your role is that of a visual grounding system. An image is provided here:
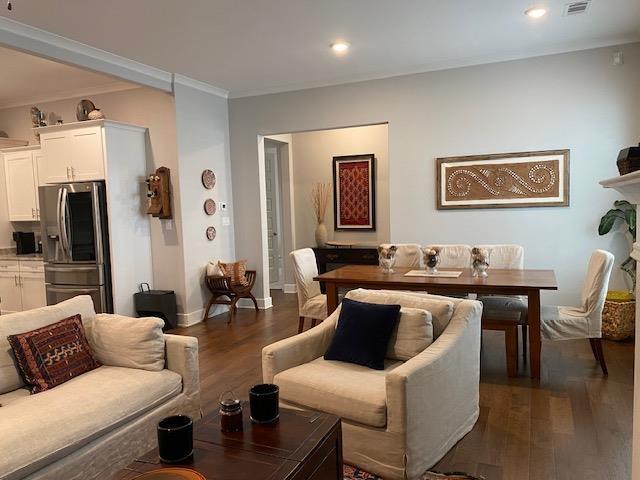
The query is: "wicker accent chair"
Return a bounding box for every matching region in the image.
[203,270,258,323]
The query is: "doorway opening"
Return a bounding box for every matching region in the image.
[260,123,389,305]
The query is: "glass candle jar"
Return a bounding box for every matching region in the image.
[219,391,243,433]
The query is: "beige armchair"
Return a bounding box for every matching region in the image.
[262,289,482,480]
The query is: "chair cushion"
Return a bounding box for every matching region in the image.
[91,314,166,371]
[346,289,454,338]
[8,314,101,393]
[324,298,401,370]
[0,296,96,395]
[301,294,328,320]
[478,295,528,322]
[541,305,591,341]
[275,357,402,427]
[0,366,182,480]
[386,307,433,360]
[218,260,249,285]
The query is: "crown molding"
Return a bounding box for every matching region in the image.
[229,35,640,98]
[172,74,229,99]
[0,81,140,109]
[0,17,173,92]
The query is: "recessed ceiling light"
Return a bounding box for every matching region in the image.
[331,42,350,54]
[525,7,547,18]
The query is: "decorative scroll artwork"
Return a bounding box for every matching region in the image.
[436,150,569,209]
[333,154,376,230]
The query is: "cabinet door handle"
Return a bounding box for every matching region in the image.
[71,166,75,180]
[66,166,71,180]
[14,275,18,286]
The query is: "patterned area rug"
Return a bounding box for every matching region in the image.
[343,465,484,480]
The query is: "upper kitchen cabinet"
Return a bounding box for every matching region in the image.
[2,146,42,221]
[37,120,140,183]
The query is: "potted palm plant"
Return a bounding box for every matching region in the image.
[598,200,636,340]
[598,200,636,289]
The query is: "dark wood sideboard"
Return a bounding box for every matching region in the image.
[313,247,378,293]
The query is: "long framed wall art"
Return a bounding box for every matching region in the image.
[436,149,570,210]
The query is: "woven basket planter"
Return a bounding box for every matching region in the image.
[602,299,635,341]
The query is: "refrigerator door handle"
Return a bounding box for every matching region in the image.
[47,286,97,294]
[46,265,99,272]
[60,187,71,260]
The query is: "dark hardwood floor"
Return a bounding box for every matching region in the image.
[171,290,635,480]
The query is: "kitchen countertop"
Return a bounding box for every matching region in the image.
[0,249,43,261]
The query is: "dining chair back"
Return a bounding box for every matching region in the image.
[379,243,422,268]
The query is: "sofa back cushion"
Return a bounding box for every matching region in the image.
[346,288,454,339]
[0,295,96,394]
[8,314,101,393]
[90,314,166,371]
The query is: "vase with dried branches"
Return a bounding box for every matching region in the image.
[311,182,330,247]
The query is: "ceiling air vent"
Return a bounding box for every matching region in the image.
[564,1,590,15]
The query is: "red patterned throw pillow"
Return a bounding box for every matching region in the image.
[218,260,249,286]
[7,314,101,393]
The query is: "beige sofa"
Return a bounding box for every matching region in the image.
[263,289,482,480]
[0,296,200,480]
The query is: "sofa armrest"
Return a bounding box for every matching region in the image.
[262,311,338,383]
[385,299,482,475]
[165,334,200,402]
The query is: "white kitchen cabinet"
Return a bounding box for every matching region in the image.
[39,132,71,183]
[19,272,47,311]
[0,260,46,314]
[38,121,106,183]
[0,271,22,314]
[69,126,104,180]
[2,146,41,221]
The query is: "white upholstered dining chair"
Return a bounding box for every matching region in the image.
[476,245,529,359]
[290,248,328,333]
[379,243,422,268]
[541,249,614,374]
[424,244,472,269]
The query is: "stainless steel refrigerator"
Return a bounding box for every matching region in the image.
[39,181,113,313]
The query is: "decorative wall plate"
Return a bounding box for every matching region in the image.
[206,226,217,241]
[204,198,216,215]
[201,169,216,189]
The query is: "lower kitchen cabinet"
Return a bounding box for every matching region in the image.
[19,272,47,311]
[0,271,22,314]
[0,261,46,314]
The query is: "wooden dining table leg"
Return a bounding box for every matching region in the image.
[325,282,339,314]
[528,289,541,379]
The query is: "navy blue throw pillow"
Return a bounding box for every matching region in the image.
[324,298,401,370]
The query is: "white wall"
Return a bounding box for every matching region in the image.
[290,124,390,248]
[173,80,235,324]
[230,43,640,305]
[0,86,187,310]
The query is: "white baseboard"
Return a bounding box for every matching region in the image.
[283,284,297,294]
[178,304,231,327]
[237,297,273,309]
[176,308,204,327]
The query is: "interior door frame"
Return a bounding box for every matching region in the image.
[264,141,285,289]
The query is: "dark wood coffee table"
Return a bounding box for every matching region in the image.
[114,406,342,480]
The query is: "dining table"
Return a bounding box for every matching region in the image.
[314,265,558,379]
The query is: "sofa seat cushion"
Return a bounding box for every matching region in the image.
[0,387,29,407]
[274,357,402,428]
[0,365,182,480]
